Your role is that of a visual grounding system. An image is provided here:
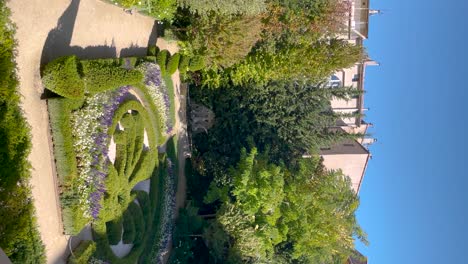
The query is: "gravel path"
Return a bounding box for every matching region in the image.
[7,0,157,263]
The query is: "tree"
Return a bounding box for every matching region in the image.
[245,79,362,151]
[281,157,368,262]
[177,0,266,17]
[204,148,286,262]
[202,148,366,263]
[200,38,363,88]
[184,13,263,69]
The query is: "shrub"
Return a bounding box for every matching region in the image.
[42,55,85,99]
[82,60,143,94]
[188,56,205,71]
[156,50,170,73]
[122,209,136,244]
[166,53,180,75]
[147,45,160,56]
[177,0,266,16]
[69,240,96,264]
[178,55,190,74]
[106,216,123,245]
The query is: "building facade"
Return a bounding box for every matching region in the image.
[320,1,379,193]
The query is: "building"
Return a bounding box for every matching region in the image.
[320,2,380,193]
[346,250,368,264]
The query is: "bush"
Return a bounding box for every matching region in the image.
[188,56,205,71]
[69,240,96,264]
[147,45,160,56]
[122,209,136,244]
[106,216,123,245]
[42,55,85,99]
[166,53,180,75]
[82,60,143,94]
[178,55,190,74]
[156,50,170,73]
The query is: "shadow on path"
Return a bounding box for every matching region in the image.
[40,0,159,68]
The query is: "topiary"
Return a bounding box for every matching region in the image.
[81,59,143,94]
[166,53,180,75]
[188,56,206,71]
[178,55,190,74]
[147,45,160,56]
[42,55,85,99]
[156,50,170,74]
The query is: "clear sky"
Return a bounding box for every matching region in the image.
[355,0,468,263]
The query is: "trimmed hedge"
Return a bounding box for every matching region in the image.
[167,53,180,75]
[82,60,143,94]
[188,56,205,71]
[106,216,123,245]
[122,209,136,244]
[147,45,160,56]
[178,55,190,74]
[156,50,170,73]
[69,240,96,264]
[42,55,85,99]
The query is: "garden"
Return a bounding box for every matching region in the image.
[43,50,183,262]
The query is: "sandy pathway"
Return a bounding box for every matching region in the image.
[7,0,157,263]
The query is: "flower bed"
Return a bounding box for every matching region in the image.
[46,57,179,262]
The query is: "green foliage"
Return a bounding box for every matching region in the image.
[122,209,136,244]
[203,150,365,262]
[206,39,363,88]
[147,45,160,56]
[47,98,82,183]
[281,158,367,262]
[204,148,286,262]
[166,53,180,75]
[185,14,262,68]
[106,217,123,245]
[245,80,359,150]
[163,74,176,128]
[178,55,190,74]
[0,1,45,262]
[177,0,266,17]
[156,49,170,73]
[69,241,96,264]
[113,0,177,21]
[188,56,205,71]
[42,55,85,99]
[82,60,143,94]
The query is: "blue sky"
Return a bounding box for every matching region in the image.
[355,0,468,263]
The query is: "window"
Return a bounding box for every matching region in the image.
[344,143,354,147]
[327,75,342,88]
[352,74,360,82]
[320,147,331,151]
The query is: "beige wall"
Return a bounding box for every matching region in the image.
[322,152,369,192]
[320,139,369,192]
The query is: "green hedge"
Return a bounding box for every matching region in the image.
[147,45,160,56]
[167,53,180,75]
[122,209,136,244]
[82,60,143,94]
[178,55,190,74]
[106,216,123,245]
[42,55,85,99]
[156,50,170,73]
[69,240,96,264]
